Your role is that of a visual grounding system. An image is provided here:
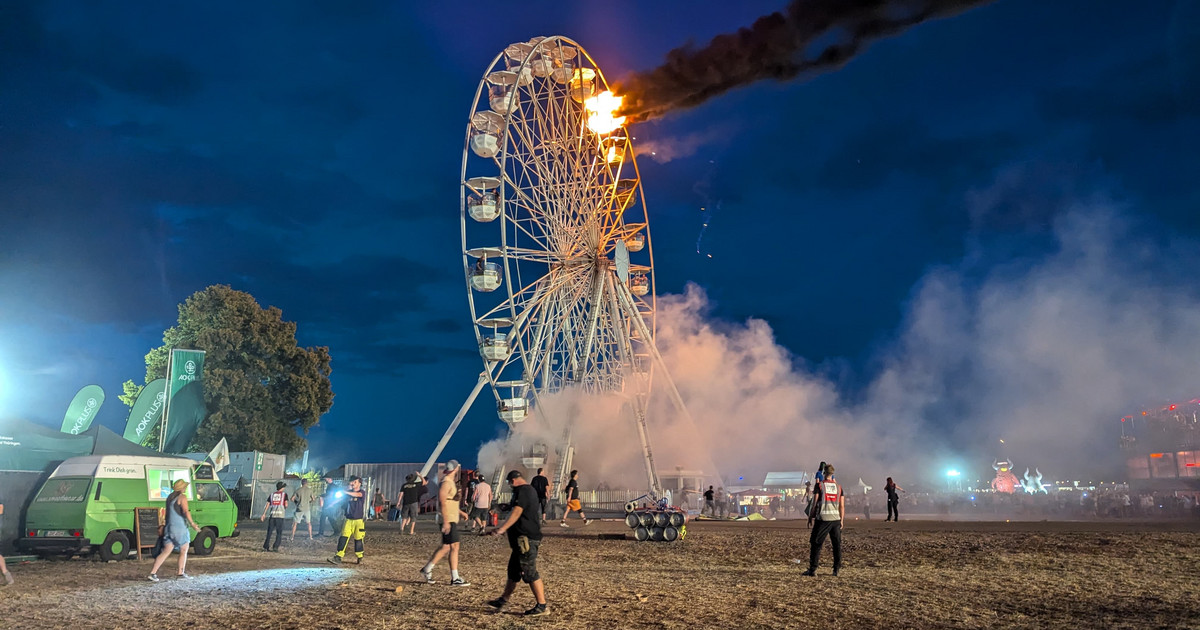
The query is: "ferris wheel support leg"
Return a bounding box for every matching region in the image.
[420,372,490,478]
[612,277,665,499]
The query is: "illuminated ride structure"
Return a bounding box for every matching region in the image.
[1120,400,1200,491]
[420,37,694,515]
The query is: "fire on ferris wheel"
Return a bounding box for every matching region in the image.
[418,36,697,500]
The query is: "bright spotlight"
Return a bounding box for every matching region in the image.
[946,469,961,478]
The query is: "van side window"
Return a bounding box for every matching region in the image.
[196,483,224,502]
[146,468,193,500]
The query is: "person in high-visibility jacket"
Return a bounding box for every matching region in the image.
[329,476,366,564]
[802,464,844,577]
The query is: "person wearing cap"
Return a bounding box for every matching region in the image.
[149,479,201,582]
[419,460,470,586]
[261,481,289,552]
[486,469,548,617]
[329,476,367,564]
[802,463,845,577]
[399,472,427,535]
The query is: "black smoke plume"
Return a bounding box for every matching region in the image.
[616,0,996,122]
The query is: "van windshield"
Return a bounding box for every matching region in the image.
[35,478,91,503]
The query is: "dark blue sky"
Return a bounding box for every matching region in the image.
[2,1,1197,472]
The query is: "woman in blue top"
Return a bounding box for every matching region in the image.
[149,479,201,582]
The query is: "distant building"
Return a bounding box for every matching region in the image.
[1120,401,1200,491]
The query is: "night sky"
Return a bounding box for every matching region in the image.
[2,1,1197,475]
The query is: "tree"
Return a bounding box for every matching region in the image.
[118,379,144,408]
[138,285,334,455]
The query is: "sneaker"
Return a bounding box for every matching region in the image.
[147,574,160,582]
[355,557,364,565]
[524,603,549,617]
[177,573,194,580]
[801,569,816,577]
[559,522,569,528]
[420,568,435,584]
[833,569,840,577]
[2,571,12,586]
[329,555,343,564]
[584,519,593,525]
[450,577,470,587]
[486,597,508,610]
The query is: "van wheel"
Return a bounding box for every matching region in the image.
[99,531,130,561]
[192,528,216,556]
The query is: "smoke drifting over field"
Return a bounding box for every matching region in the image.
[479,178,1200,488]
[616,0,995,122]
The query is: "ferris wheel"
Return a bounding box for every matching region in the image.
[420,36,691,498]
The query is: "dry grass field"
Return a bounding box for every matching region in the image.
[1,517,1197,629]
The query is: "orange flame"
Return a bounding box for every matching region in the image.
[585,91,625,135]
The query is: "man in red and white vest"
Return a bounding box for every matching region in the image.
[802,464,844,577]
[261,481,290,552]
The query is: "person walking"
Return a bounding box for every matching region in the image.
[802,464,844,577]
[399,472,427,535]
[469,474,493,533]
[559,470,591,527]
[703,486,716,516]
[291,478,318,540]
[530,468,550,522]
[317,477,342,537]
[0,501,13,586]
[885,477,905,522]
[715,487,728,518]
[419,460,470,586]
[260,481,289,552]
[329,476,366,564]
[373,487,386,521]
[487,470,548,617]
[149,479,201,582]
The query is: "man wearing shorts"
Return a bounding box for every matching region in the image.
[559,470,591,527]
[469,474,493,533]
[399,472,426,535]
[487,470,547,617]
[420,460,470,586]
[291,478,318,540]
[530,468,550,522]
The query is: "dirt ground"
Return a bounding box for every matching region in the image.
[1,517,1198,629]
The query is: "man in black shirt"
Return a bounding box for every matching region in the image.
[529,468,550,522]
[560,470,591,527]
[398,473,427,535]
[703,486,715,516]
[487,470,547,617]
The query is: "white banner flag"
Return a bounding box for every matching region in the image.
[208,437,230,470]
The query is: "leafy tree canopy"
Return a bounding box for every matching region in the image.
[140,285,334,455]
[118,379,143,408]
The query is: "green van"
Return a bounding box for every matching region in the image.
[17,454,239,560]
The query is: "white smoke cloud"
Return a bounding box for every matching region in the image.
[477,177,1200,489]
[635,126,732,164]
